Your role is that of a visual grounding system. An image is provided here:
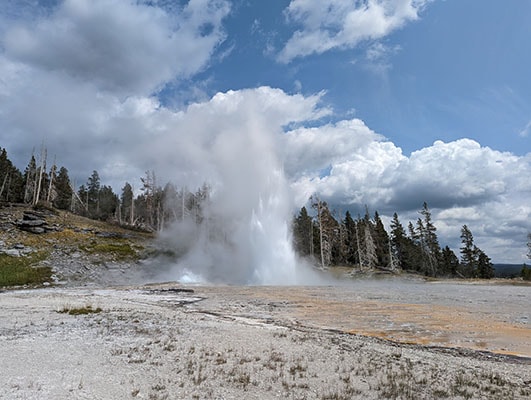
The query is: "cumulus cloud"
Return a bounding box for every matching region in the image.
[278,0,428,63]
[2,0,230,95]
[0,0,232,185]
[286,130,530,263]
[391,139,517,210]
[0,2,528,266]
[282,119,405,206]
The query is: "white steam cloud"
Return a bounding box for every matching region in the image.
[154,88,329,284]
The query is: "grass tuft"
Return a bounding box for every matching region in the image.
[58,305,103,315]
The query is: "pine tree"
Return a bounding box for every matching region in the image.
[76,184,89,215]
[373,211,390,268]
[0,148,24,203]
[441,246,459,276]
[0,148,11,201]
[389,212,407,270]
[343,210,358,265]
[406,221,423,272]
[460,225,476,277]
[418,202,441,276]
[521,265,531,281]
[293,206,314,258]
[45,158,56,204]
[362,223,378,270]
[86,170,101,218]
[23,155,37,204]
[32,145,48,206]
[98,185,118,221]
[120,182,134,224]
[354,210,378,271]
[140,170,156,229]
[53,167,73,210]
[161,182,178,227]
[476,248,494,279]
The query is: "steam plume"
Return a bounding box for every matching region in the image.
[154,88,327,285]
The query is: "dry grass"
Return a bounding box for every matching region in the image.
[58,304,103,315]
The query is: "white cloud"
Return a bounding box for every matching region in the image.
[0,0,232,185]
[391,139,518,209]
[283,125,530,263]
[0,0,528,265]
[1,53,529,263]
[278,0,429,63]
[519,120,531,137]
[2,0,230,95]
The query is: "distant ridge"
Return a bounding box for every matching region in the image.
[493,264,525,278]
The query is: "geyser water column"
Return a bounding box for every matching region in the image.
[168,89,309,285]
[248,168,299,285]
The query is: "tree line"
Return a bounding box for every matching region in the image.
[292,197,495,279]
[2,146,528,280]
[0,146,209,232]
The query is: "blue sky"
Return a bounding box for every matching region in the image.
[0,0,530,263]
[183,0,531,156]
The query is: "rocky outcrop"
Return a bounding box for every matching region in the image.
[16,210,61,234]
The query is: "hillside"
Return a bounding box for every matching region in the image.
[0,204,156,288]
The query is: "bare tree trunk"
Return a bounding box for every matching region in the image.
[130,187,134,225]
[70,181,88,213]
[117,203,122,225]
[309,219,314,258]
[315,199,325,269]
[388,240,399,271]
[33,145,46,206]
[46,158,56,204]
[364,225,377,270]
[5,174,12,202]
[0,172,8,201]
[355,223,362,270]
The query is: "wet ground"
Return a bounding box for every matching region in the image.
[187,278,531,358]
[2,279,530,399]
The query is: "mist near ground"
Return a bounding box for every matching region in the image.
[152,201,329,285]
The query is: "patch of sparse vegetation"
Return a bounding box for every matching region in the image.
[0,251,52,287]
[58,304,103,315]
[79,241,139,260]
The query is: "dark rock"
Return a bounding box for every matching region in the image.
[22,226,46,234]
[22,211,46,220]
[18,219,45,227]
[16,210,55,234]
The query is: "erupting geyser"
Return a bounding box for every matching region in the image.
[168,167,302,285]
[157,89,323,285]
